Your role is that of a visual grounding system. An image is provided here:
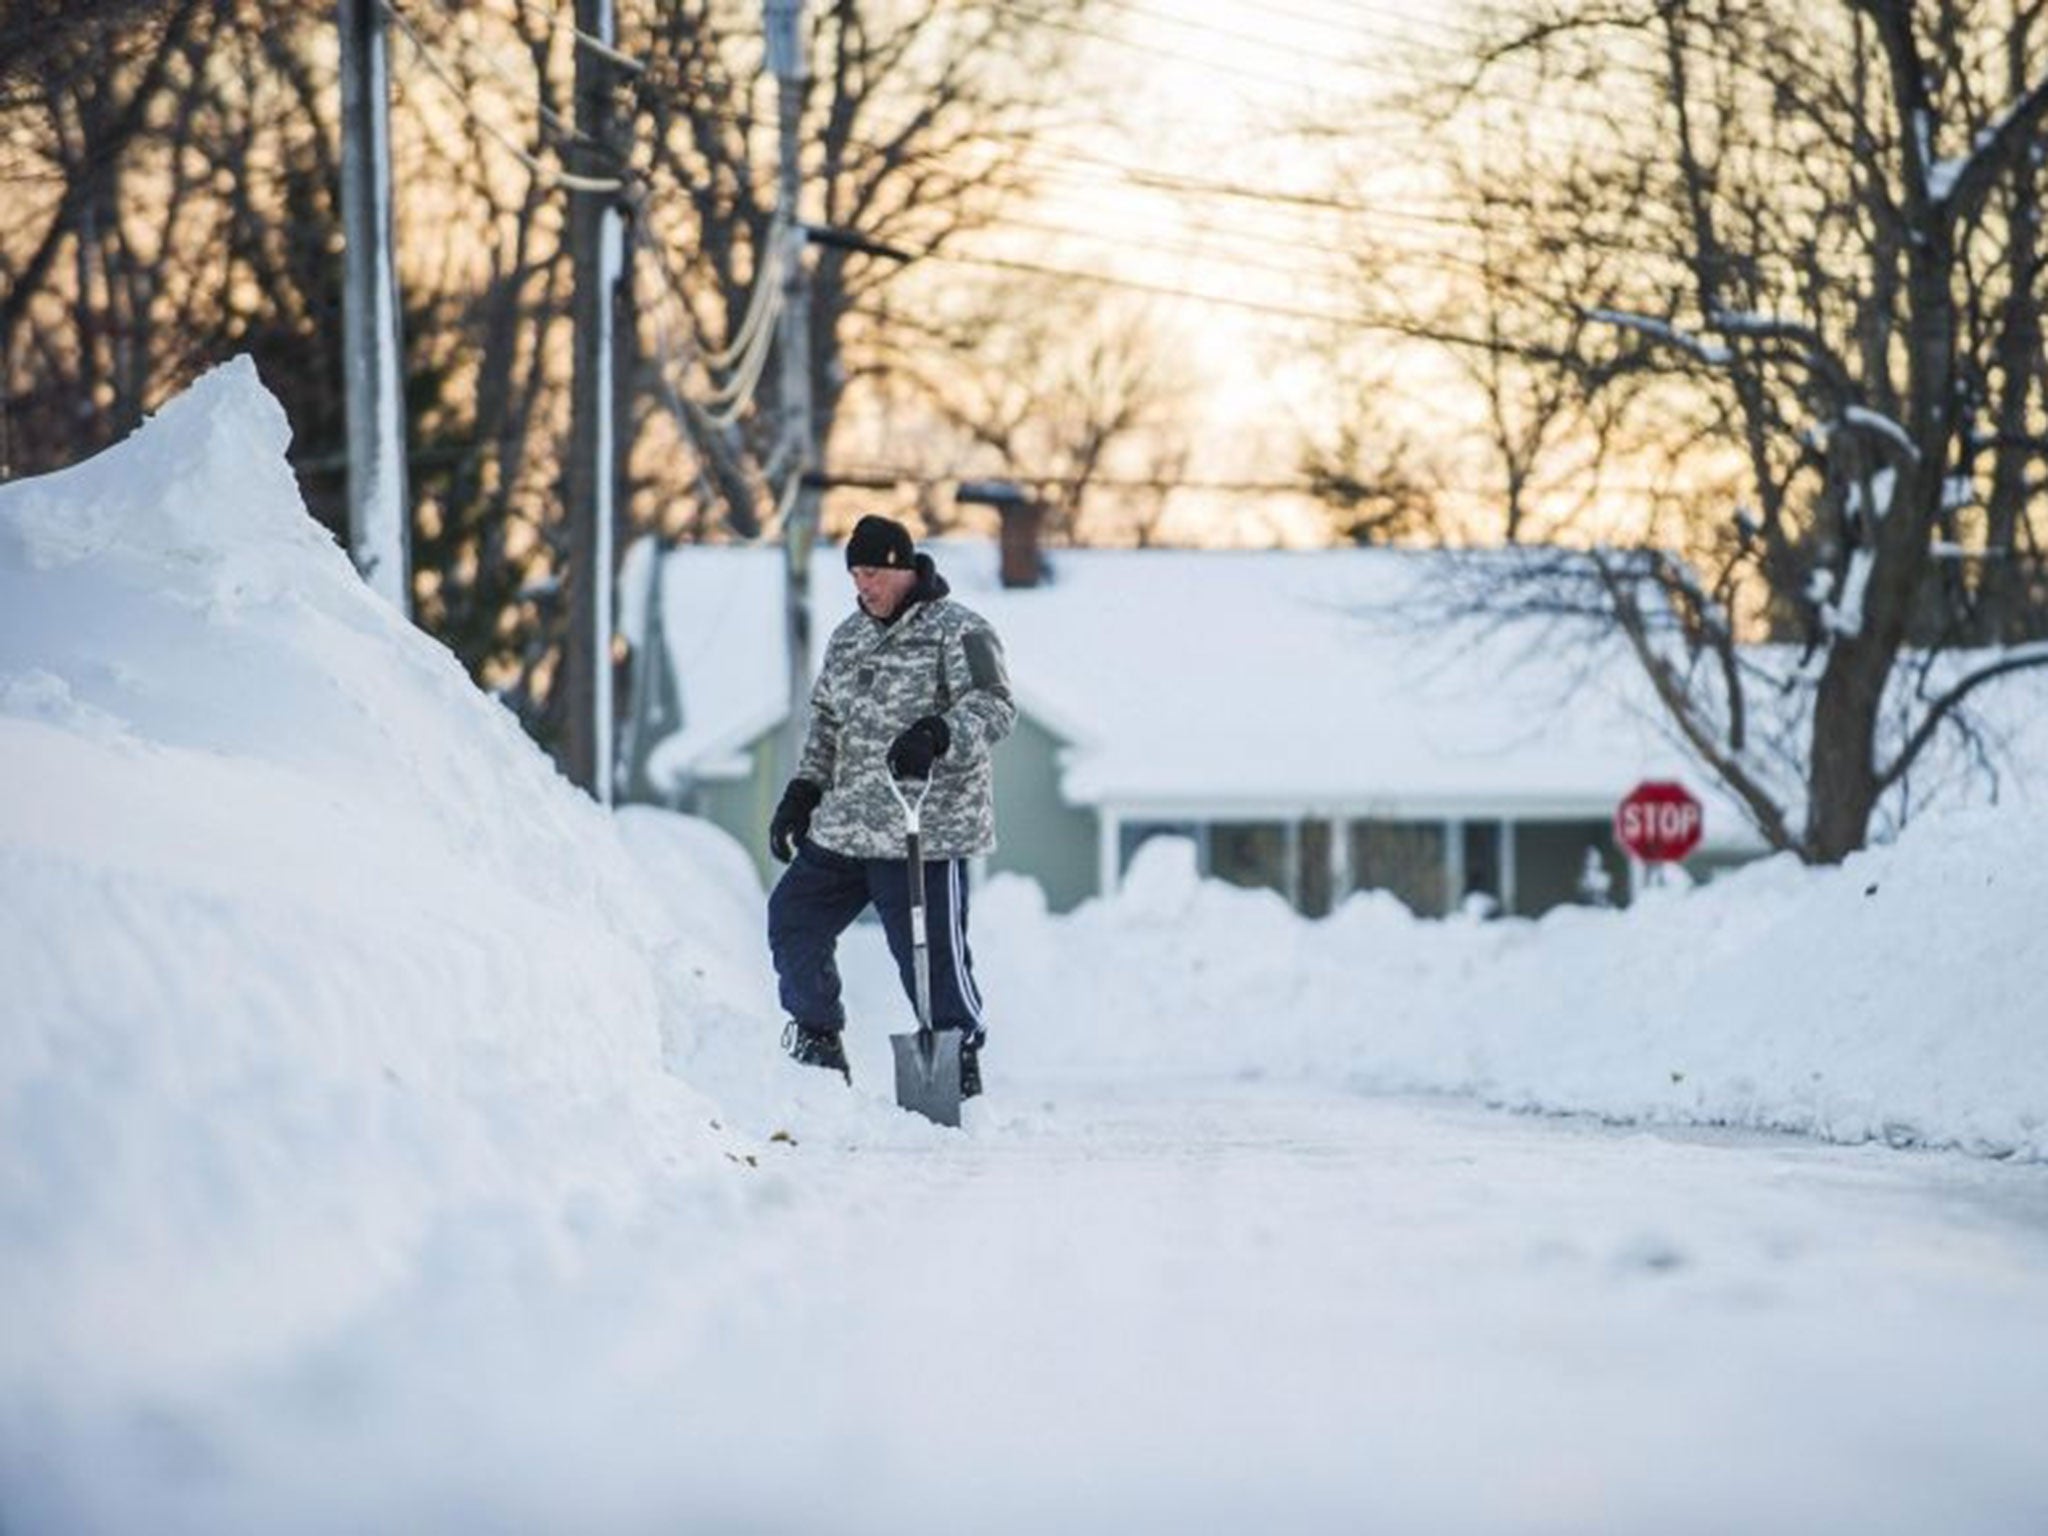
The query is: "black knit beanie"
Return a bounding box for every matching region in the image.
[844,514,915,571]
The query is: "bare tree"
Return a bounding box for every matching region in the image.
[1320,0,2048,863]
[0,0,583,733]
[1,0,222,473]
[625,0,1086,540]
[886,279,1189,545]
[1300,96,1672,550]
[0,0,1094,759]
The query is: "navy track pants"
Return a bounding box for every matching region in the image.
[767,839,987,1040]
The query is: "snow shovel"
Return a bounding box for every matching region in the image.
[885,772,963,1128]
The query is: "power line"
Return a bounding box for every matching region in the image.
[1019,130,1878,279]
[621,116,1546,290]
[1083,0,1684,103]
[384,15,1764,332]
[382,4,1814,354]
[840,466,1335,495]
[1085,0,1462,71]
[1006,3,1365,95]
[911,240,1842,363]
[387,0,783,406]
[626,192,786,423]
[613,78,1699,320]
[413,6,1823,298]
[624,210,775,528]
[914,245,1555,354]
[923,247,1358,325]
[413,0,594,149]
[1298,0,1560,52]
[975,207,1362,281]
[1233,0,1450,44]
[382,0,622,192]
[1011,145,1686,262]
[696,219,787,371]
[1024,148,1869,275]
[806,460,1695,504]
[1008,125,1880,278]
[1016,139,1438,219]
[1005,0,1746,124]
[615,41,1682,259]
[1293,0,1763,81]
[406,0,1797,230]
[502,0,646,76]
[956,200,1644,298]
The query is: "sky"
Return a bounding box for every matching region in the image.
[953,0,1470,545]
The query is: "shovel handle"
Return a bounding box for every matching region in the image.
[883,770,933,833]
[884,772,936,1037]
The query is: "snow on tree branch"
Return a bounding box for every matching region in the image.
[1584,309,1732,366]
[1818,548,1875,639]
[1837,406,1922,463]
[1926,69,2048,217]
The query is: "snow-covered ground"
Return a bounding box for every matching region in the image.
[963,822,2048,1161]
[4,361,2047,1532]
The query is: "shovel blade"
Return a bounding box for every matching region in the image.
[890,1029,963,1128]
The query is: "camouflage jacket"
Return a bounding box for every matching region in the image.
[798,556,1017,860]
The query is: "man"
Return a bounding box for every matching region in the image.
[766,514,1017,1098]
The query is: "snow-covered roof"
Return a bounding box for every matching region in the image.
[637,538,1764,838]
[624,539,791,783]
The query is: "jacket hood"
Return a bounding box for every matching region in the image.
[909,551,950,604]
[866,551,949,625]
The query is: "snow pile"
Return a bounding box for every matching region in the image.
[0,359,756,1466]
[606,802,953,1148]
[1380,817,2048,1157]
[952,822,2047,1160]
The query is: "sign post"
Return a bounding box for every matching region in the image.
[1615,780,1703,890]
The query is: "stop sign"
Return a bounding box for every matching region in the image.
[1616,780,1704,863]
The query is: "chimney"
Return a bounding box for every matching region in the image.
[997,497,1047,588]
[956,478,1047,589]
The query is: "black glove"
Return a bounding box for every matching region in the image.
[769,778,822,863]
[886,715,951,780]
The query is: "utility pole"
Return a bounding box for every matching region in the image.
[565,0,627,803]
[337,0,410,612]
[766,0,817,786]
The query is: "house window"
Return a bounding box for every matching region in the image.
[1462,819,1504,913]
[1299,818,1334,917]
[1209,821,1289,897]
[1120,820,1203,875]
[1349,820,1448,917]
[1513,820,1622,915]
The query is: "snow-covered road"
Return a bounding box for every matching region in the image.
[609,1078,2048,1536]
[17,1082,2048,1535]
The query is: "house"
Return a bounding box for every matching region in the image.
[615,534,1767,917]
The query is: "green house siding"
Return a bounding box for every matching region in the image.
[1108,813,1644,919]
[989,713,1096,913]
[698,739,782,889]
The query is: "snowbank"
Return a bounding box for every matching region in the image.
[0,360,755,1459]
[1383,816,2048,1157]
[959,821,2047,1160]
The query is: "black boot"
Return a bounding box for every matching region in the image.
[959,1032,983,1100]
[783,1021,850,1083]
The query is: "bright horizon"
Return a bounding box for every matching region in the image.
[913,0,1469,547]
